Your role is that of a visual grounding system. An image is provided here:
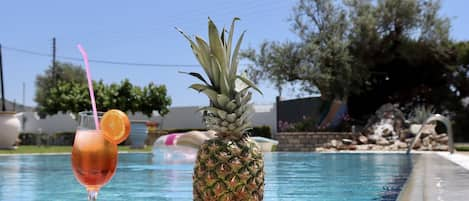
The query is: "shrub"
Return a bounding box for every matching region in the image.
[18,133,39,145]
[408,105,435,124]
[53,132,76,146]
[248,126,272,139]
[278,116,319,132]
[456,146,469,152]
[279,114,356,132]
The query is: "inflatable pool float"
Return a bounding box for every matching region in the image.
[152,130,278,164]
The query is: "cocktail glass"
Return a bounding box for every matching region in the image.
[71,111,118,201]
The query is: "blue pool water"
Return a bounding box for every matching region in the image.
[0,153,413,201]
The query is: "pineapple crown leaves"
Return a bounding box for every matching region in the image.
[176,17,262,103]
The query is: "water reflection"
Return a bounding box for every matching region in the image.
[263,153,280,200]
[0,156,36,200]
[0,153,413,201]
[151,149,193,200]
[266,153,413,200]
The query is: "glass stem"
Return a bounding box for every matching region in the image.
[87,190,98,201]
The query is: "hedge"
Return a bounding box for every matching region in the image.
[248,125,272,139]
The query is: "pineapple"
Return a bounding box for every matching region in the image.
[177,17,265,201]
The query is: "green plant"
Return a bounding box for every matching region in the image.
[455,146,469,152]
[279,116,319,132]
[408,105,435,124]
[18,133,39,145]
[35,62,87,117]
[271,144,277,152]
[295,116,319,132]
[36,78,172,118]
[53,132,76,146]
[249,125,272,138]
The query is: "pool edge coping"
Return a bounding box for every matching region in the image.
[397,151,469,201]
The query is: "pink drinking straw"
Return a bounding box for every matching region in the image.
[77,44,100,130]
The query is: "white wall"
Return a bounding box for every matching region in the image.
[21,112,77,134]
[19,104,277,135]
[20,112,155,134]
[154,106,205,129]
[251,104,277,135]
[154,105,276,134]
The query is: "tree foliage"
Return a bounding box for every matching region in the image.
[243,0,452,102]
[35,62,87,117]
[447,42,469,141]
[35,63,172,118]
[244,0,469,140]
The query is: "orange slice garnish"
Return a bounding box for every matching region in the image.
[100,109,131,144]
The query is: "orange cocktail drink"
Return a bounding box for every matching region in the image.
[71,110,130,200]
[71,130,118,191]
[74,45,131,200]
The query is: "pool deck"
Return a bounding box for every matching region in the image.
[398,152,469,201]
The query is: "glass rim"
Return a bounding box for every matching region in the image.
[75,128,103,132]
[78,111,105,117]
[77,111,105,130]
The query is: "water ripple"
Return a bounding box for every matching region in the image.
[0,153,413,201]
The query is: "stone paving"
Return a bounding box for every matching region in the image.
[438,152,469,170]
[398,152,469,201]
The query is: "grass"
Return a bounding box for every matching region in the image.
[455,146,469,152]
[0,145,152,154]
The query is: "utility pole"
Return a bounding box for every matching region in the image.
[22,82,25,111]
[22,82,26,131]
[0,44,6,111]
[52,37,56,84]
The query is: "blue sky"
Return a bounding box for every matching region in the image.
[1,0,468,107]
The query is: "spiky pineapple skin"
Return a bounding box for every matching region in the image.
[193,137,264,201]
[203,90,253,136]
[178,17,265,201]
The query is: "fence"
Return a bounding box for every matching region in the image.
[276,96,323,131]
[17,104,277,140]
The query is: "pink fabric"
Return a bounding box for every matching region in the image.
[165,134,178,146]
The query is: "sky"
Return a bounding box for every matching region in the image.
[0,0,468,108]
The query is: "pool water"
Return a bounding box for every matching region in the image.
[0,153,413,201]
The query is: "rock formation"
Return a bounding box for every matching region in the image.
[316,103,448,152]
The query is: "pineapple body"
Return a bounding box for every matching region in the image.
[193,137,264,201]
[178,17,265,200]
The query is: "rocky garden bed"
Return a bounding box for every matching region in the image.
[316,103,449,152]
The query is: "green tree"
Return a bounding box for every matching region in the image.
[243,0,469,139]
[243,0,363,101]
[243,0,452,103]
[345,0,454,119]
[97,79,171,117]
[37,81,89,115]
[35,62,87,117]
[140,83,171,117]
[36,65,172,117]
[446,42,469,141]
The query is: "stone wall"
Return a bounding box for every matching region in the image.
[276,132,356,152]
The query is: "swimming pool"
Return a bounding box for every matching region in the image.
[0,153,413,201]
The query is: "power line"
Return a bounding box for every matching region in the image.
[2,45,201,68]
